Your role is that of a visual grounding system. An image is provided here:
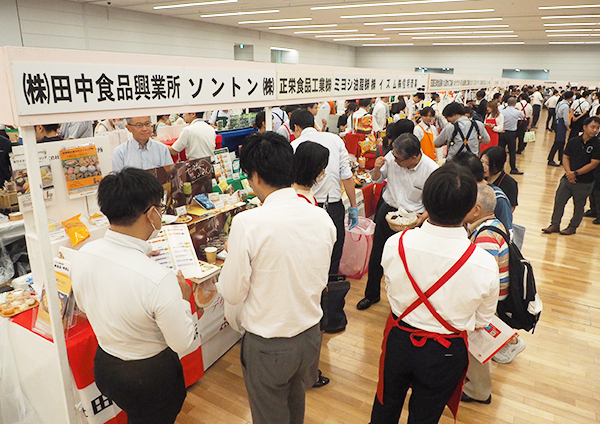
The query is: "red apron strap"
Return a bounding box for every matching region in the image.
[397,230,476,333]
[297,193,317,205]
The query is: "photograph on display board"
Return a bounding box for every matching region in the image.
[59,145,102,199]
[10,152,55,210]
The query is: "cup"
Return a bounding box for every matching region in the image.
[205,247,218,264]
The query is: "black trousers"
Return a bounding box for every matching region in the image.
[532,104,541,127]
[364,201,396,301]
[546,108,556,130]
[548,118,568,163]
[370,323,468,424]
[516,120,528,153]
[94,346,186,424]
[499,130,518,171]
[319,200,345,275]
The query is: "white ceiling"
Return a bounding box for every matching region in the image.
[71,0,600,47]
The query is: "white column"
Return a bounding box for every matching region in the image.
[265,106,273,131]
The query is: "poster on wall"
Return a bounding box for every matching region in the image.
[59,145,103,199]
[10,151,55,211]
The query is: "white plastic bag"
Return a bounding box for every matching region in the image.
[339,217,376,279]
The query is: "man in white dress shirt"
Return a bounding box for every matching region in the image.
[217,132,336,424]
[369,163,498,424]
[71,168,195,424]
[112,116,173,172]
[372,96,390,133]
[168,112,216,160]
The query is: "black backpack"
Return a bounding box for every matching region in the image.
[476,225,542,332]
[450,119,482,156]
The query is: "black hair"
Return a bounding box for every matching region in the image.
[157,114,169,121]
[563,91,574,100]
[285,104,301,114]
[346,102,358,114]
[492,93,501,100]
[476,90,486,99]
[391,100,406,115]
[449,152,485,182]
[480,146,506,176]
[301,102,318,109]
[294,141,329,187]
[240,132,294,189]
[413,92,425,101]
[395,118,415,136]
[358,98,371,108]
[583,90,592,98]
[518,93,529,102]
[423,163,477,226]
[431,92,440,101]
[43,124,60,133]
[254,111,266,129]
[392,133,421,159]
[98,168,164,226]
[584,116,600,126]
[289,109,315,131]
[442,102,465,118]
[420,106,435,117]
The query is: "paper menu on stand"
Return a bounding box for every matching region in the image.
[214,148,233,181]
[468,315,518,364]
[148,224,204,279]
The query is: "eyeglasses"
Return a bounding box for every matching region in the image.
[129,122,153,129]
[144,203,166,214]
[393,154,410,166]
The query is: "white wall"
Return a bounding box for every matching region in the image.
[356,45,599,83]
[7,0,356,68]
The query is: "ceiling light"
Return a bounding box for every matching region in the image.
[153,0,237,10]
[270,47,297,52]
[545,28,599,32]
[547,33,600,36]
[362,43,415,46]
[294,29,358,34]
[239,18,311,24]
[539,4,600,10]
[412,34,518,39]
[342,8,494,19]
[269,24,337,29]
[316,34,377,38]
[515,69,521,71]
[549,41,600,44]
[541,14,600,19]
[384,24,509,31]
[333,37,391,41]
[364,17,502,25]
[399,30,514,35]
[543,22,599,26]
[544,69,549,72]
[312,0,471,10]
[432,42,524,45]
[201,10,278,17]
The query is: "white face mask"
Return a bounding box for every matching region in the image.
[148,207,162,240]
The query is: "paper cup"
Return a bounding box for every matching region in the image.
[205,247,218,264]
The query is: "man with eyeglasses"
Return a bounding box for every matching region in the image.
[112,116,173,172]
[357,133,438,311]
[71,168,195,424]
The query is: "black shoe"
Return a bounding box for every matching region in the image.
[516,150,523,155]
[547,161,561,167]
[357,297,380,310]
[461,392,492,404]
[312,370,330,388]
[583,210,597,218]
[510,169,524,175]
[594,218,600,225]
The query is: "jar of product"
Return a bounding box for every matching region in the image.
[358,156,366,169]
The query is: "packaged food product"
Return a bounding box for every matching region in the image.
[0,289,38,317]
[194,193,215,210]
[61,214,90,247]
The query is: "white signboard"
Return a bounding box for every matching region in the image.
[428,74,493,91]
[10,62,276,115]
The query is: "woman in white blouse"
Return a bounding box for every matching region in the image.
[484,100,504,149]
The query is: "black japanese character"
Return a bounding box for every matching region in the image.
[359,78,365,91]
[325,78,332,92]
[312,78,319,93]
[167,76,180,99]
[134,75,151,100]
[91,394,113,415]
[386,79,391,89]
[288,78,296,94]
[151,75,167,100]
[279,78,288,94]
[247,78,258,96]
[340,78,346,91]
[305,77,312,93]
[75,73,93,103]
[263,77,274,96]
[96,73,115,102]
[319,78,325,93]
[212,78,225,97]
[23,73,49,105]
[297,78,304,94]
[189,78,203,99]
[353,78,359,91]
[51,76,71,103]
[334,78,340,92]
[371,79,376,90]
[232,77,241,97]
[117,75,133,101]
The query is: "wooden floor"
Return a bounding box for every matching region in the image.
[176,113,600,424]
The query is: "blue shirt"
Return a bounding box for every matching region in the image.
[112,138,174,172]
[489,183,513,232]
[500,107,524,132]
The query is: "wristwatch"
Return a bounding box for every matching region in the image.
[574,170,579,177]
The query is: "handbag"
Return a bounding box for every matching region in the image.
[524,130,536,143]
[320,274,350,334]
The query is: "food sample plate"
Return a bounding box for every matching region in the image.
[162,214,178,224]
[0,290,39,317]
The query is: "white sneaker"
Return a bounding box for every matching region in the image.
[492,337,526,364]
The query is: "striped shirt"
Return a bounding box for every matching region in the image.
[470,218,510,300]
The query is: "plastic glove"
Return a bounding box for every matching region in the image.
[348,207,359,230]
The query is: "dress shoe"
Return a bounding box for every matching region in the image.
[515,150,523,155]
[541,224,560,234]
[594,218,600,225]
[547,161,561,167]
[583,209,597,218]
[461,392,492,404]
[510,169,524,175]
[357,297,380,310]
[560,226,577,235]
[312,370,330,388]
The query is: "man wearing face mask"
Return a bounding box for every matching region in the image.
[71,168,195,424]
[112,116,173,172]
[94,118,125,136]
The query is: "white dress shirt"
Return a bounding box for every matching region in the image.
[545,95,560,109]
[531,91,544,106]
[217,188,336,338]
[112,138,174,172]
[277,122,293,142]
[291,128,353,203]
[271,107,288,133]
[571,98,591,116]
[516,101,533,119]
[413,122,436,143]
[486,113,504,133]
[71,230,195,360]
[382,221,499,334]
[171,119,216,160]
[351,108,369,133]
[374,152,438,213]
[500,107,525,132]
[372,99,390,133]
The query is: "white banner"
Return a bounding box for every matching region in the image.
[428,74,493,91]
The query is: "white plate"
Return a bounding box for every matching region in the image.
[162,214,178,224]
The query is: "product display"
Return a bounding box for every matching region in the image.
[59,145,102,199]
[0,289,38,317]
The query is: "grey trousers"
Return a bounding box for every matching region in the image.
[551,176,595,229]
[241,324,322,424]
[463,353,492,401]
